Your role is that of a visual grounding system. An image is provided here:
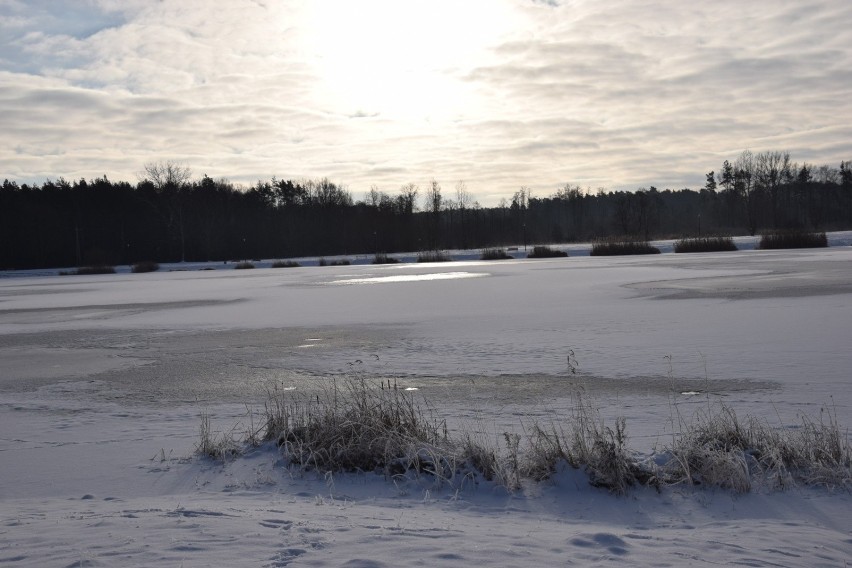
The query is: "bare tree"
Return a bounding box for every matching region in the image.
[424,181,442,250]
[141,161,191,190]
[397,183,418,215]
[455,181,471,248]
[813,164,840,185]
[425,180,442,214]
[455,181,471,210]
[141,161,192,261]
[734,150,758,234]
[366,185,382,208]
[755,151,792,228]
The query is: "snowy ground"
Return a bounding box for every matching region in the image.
[2,238,851,566]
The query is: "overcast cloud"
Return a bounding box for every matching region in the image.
[1,0,850,204]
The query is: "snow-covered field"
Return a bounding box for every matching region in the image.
[2,238,851,567]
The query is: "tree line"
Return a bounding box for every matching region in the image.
[2,151,851,269]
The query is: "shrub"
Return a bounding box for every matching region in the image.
[372,253,399,265]
[527,245,568,259]
[417,251,452,263]
[590,240,661,256]
[674,236,737,253]
[62,265,116,275]
[272,260,301,268]
[480,248,512,260]
[131,260,160,273]
[234,261,255,269]
[318,258,351,266]
[758,230,828,250]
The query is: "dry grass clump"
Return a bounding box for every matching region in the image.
[661,403,850,492]
[527,245,568,259]
[372,253,399,265]
[417,251,452,263]
[196,412,242,461]
[517,394,657,495]
[559,396,656,493]
[61,265,116,275]
[480,248,512,260]
[318,258,351,266]
[674,236,737,253]
[262,379,458,479]
[131,260,160,273]
[234,261,255,269]
[458,430,506,486]
[272,260,300,268]
[662,406,759,492]
[758,230,828,249]
[590,240,661,256]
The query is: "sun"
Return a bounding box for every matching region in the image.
[301,0,518,120]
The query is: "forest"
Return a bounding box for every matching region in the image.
[2,150,851,269]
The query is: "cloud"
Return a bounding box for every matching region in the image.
[459,0,852,191]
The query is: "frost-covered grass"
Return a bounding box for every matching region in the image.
[197,411,243,460]
[674,236,737,253]
[590,240,661,256]
[662,403,851,492]
[759,230,829,249]
[517,397,653,495]
[233,261,256,269]
[201,378,851,495]
[263,379,459,479]
[271,259,300,268]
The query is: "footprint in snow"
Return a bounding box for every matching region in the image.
[569,532,630,556]
[266,548,306,567]
[259,518,293,530]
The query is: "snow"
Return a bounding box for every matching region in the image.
[2,240,852,566]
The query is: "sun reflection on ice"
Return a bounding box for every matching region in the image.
[331,272,488,285]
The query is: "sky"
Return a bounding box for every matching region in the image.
[1,0,851,206]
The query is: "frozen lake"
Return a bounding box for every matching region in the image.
[1,243,851,566]
[2,244,851,422]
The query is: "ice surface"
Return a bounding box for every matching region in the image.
[1,242,851,566]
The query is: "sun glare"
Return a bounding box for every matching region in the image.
[302,0,518,120]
